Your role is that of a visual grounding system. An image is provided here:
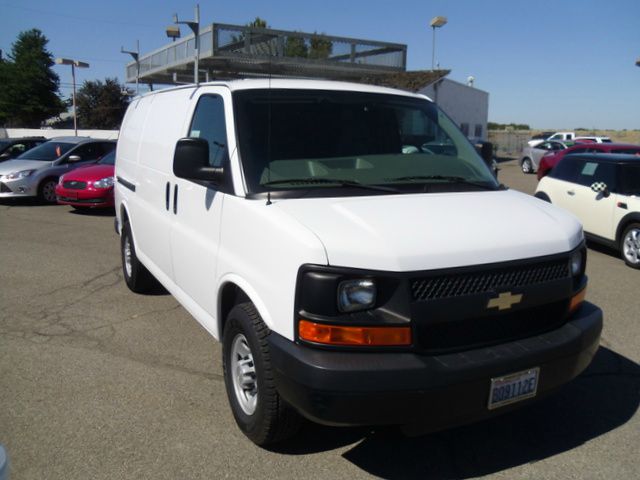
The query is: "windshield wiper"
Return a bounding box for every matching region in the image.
[261,178,399,193]
[387,175,501,190]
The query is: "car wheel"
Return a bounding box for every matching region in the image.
[521,158,533,174]
[38,178,58,204]
[120,221,158,293]
[621,223,640,269]
[223,302,301,446]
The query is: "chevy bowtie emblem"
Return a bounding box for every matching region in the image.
[487,292,523,311]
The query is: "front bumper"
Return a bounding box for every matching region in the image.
[0,178,38,198]
[269,302,602,431]
[55,185,114,208]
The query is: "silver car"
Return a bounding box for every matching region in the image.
[0,137,115,203]
[520,140,568,174]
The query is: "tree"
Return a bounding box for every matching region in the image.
[309,34,332,60]
[0,29,65,127]
[75,78,130,129]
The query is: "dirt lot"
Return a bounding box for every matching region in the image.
[1,162,639,479]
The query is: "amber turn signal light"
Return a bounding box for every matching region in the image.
[298,320,411,346]
[569,287,587,314]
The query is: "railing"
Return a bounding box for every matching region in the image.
[126,23,406,83]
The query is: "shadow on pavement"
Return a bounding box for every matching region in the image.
[0,198,57,207]
[274,347,639,479]
[68,206,116,217]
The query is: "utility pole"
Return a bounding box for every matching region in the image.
[55,58,90,136]
[173,4,200,85]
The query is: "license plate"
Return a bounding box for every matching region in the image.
[488,367,539,410]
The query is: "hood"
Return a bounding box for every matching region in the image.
[61,164,114,182]
[0,159,52,176]
[274,190,583,272]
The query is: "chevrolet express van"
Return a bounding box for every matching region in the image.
[114,79,602,446]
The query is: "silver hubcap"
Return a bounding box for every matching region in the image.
[522,160,531,173]
[230,334,258,415]
[623,228,640,264]
[123,236,133,278]
[43,181,56,202]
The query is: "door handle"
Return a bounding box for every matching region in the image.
[567,190,575,196]
[173,184,178,214]
[165,182,170,211]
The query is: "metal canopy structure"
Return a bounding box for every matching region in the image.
[126,23,408,85]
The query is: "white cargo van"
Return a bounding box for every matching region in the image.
[115,79,602,446]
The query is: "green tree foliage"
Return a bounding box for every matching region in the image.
[0,29,65,127]
[285,36,308,58]
[488,122,530,131]
[309,34,333,60]
[75,78,130,129]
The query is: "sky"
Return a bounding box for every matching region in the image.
[1,0,639,130]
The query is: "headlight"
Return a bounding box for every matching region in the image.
[337,279,376,312]
[93,176,114,189]
[570,248,585,277]
[5,169,36,180]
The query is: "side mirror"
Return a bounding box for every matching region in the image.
[0,152,10,160]
[68,155,82,163]
[590,182,610,197]
[173,137,224,184]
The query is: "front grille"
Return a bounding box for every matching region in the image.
[0,182,12,193]
[62,180,87,190]
[410,259,569,302]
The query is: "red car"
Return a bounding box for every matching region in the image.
[537,143,640,180]
[56,151,115,209]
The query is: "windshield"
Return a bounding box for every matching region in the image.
[17,141,74,161]
[98,151,115,165]
[233,89,498,195]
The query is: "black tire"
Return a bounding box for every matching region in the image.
[120,221,158,293]
[521,158,533,174]
[222,303,301,446]
[38,177,58,204]
[620,223,640,269]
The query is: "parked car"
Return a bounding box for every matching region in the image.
[520,140,569,173]
[114,79,602,446]
[574,136,612,144]
[0,137,115,203]
[56,150,115,209]
[537,143,640,180]
[0,137,46,162]
[528,131,575,147]
[535,153,640,268]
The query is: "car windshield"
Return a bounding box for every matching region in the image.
[98,151,115,165]
[16,141,74,161]
[233,89,498,195]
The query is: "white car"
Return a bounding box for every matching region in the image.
[536,153,640,268]
[114,79,602,445]
[574,136,612,144]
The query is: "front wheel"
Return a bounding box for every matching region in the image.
[120,221,158,293]
[521,158,533,174]
[38,178,58,204]
[621,223,640,269]
[222,303,301,446]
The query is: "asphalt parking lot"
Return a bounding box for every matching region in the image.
[1,159,638,480]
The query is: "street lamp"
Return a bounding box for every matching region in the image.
[121,41,140,95]
[173,4,200,85]
[430,16,448,70]
[636,57,640,67]
[55,58,89,136]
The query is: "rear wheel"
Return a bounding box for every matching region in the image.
[120,221,158,293]
[222,303,301,446]
[521,158,533,174]
[621,223,640,269]
[38,178,58,204]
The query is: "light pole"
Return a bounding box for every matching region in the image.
[636,57,640,67]
[430,16,447,70]
[55,58,89,136]
[173,4,200,85]
[121,40,140,95]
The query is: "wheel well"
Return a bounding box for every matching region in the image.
[616,214,640,243]
[534,191,551,202]
[39,176,58,189]
[219,283,250,336]
[120,205,129,225]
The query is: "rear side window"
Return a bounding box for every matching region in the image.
[611,148,640,155]
[574,161,617,190]
[188,95,229,167]
[620,164,640,195]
